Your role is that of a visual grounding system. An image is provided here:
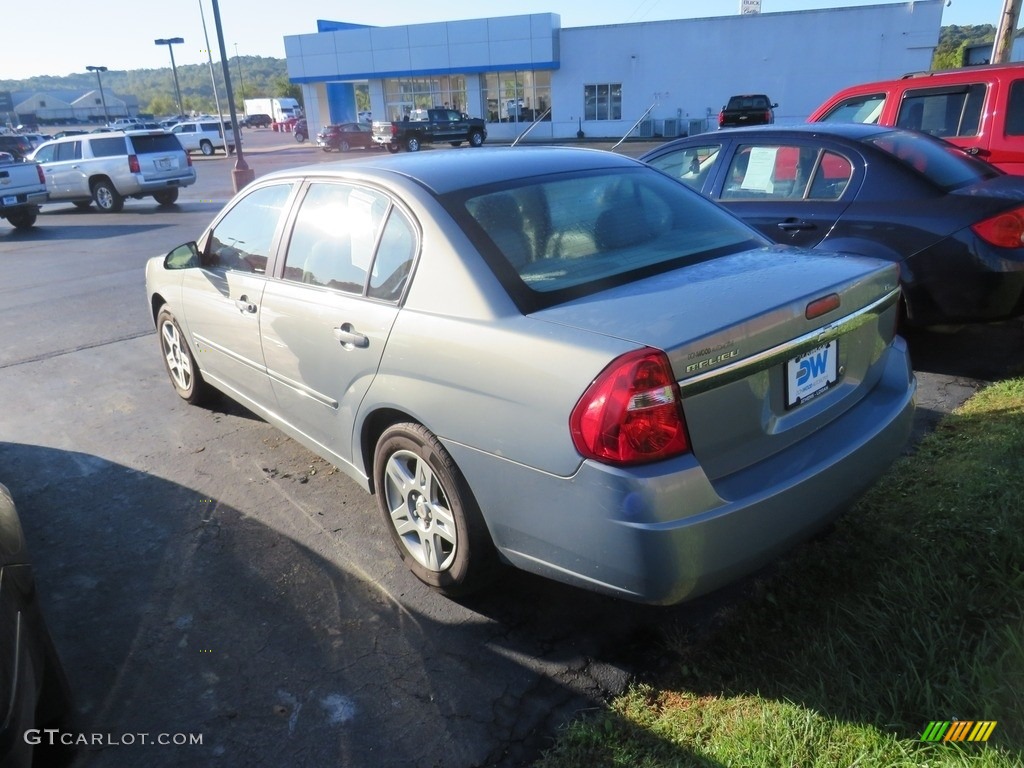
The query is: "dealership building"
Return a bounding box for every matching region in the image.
[284,0,945,141]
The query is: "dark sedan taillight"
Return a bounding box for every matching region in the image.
[972,205,1024,248]
[570,348,691,466]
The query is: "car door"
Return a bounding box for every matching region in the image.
[178,182,297,410]
[711,140,857,250]
[35,139,85,199]
[258,181,417,469]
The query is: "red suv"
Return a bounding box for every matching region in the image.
[808,63,1024,175]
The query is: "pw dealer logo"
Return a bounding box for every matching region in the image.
[797,347,830,386]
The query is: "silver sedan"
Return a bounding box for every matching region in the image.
[145,147,916,605]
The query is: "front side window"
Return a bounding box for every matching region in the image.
[896,83,986,138]
[646,144,722,190]
[282,183,390,295]
[205,184,294,274]
[819,93,885,124]
[584,83,622,121]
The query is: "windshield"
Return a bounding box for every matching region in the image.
[448,167,764,311]
[863,129,1000,191]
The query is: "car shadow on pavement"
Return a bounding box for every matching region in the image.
[3,442,730,768]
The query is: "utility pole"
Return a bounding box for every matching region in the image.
[992,0,1022,64]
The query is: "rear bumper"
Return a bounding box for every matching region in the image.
[445,337,916,605]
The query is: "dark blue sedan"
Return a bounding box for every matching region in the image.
[641,123,1024,327]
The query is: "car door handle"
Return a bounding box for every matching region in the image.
[777,219,816,232]
[234,295,257,314]
[333,324,368,348]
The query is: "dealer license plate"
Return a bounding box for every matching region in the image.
[2,195,17,206]
[785,340,838,408]
[157,157,173,170]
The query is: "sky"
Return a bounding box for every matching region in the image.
[3,0,1006,81]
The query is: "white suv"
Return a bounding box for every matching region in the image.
[30,130,196,212]
[170,120,236,156]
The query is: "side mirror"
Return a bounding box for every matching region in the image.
[772,103,779,109]
[164,242,201,270]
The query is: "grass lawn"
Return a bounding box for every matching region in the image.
[537,377,1024,768]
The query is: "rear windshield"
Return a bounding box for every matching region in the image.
[728,96,770,110]
[446,167,764,312]
[863,129,1000,191]
[129,133,185,154]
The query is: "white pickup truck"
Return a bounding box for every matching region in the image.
[0,152,48,230]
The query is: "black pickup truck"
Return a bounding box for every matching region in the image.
[371,108,487,152]
[717,94,778,129]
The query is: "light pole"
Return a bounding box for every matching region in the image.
[211,0,255,191]
[234,43,246,102]
[85,66,110,125]
[154,37,186,117]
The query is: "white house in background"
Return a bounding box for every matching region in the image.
[284,1,944,142]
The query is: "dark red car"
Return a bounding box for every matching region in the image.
[316,122,376,152]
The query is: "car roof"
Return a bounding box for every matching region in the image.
[259,146,645,195]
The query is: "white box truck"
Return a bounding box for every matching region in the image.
[243,98,301,123]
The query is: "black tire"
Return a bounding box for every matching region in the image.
[7,209,36,230]
[468,130,484,147]
[405,136,420,152]
[200,140,215,156]
[322,146,332,153]
[450,141,462,147]
[386,142,400,154]
[91,179,124,212]
[340,140,351,152]
[295,132,306,143]
[153,189,179,206]
[156,308,214,405]
[73,200,93,210]
[374,423,497,597]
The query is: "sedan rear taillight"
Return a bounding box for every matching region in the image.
[570,348,690,466]
[128,154,141,174]
[972,204,1024,248]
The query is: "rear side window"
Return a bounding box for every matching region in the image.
[896,83,986,138]
[819,93,885,124]
[129,134,185,154]
[1006,80,1024,136]
[89,137,128,158]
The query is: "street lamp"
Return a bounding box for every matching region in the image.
[154,37,186,117]
[234,43,246,102]
[85,66,110,125]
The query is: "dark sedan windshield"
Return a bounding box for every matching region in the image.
[864,129,1001,191]
[450,167,764,310]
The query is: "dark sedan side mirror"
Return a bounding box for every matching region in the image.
[164,242,200,270]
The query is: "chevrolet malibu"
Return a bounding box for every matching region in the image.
[145,147,916,605]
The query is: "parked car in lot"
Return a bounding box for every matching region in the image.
[170,119,236,156]
[293,119,308,142]
[242,113,272,128]
[641,123,1024,327]
[317,122,375,152]
[808,62,1024,175]
[0,481,72,768]
[145,147,915,604]
[31,130,196,211]
[718,94,777,128]
[0,135,35,161]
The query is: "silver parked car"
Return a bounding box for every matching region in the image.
[144,148,916,605]
[31,130,195,211]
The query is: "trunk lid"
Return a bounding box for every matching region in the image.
[534,246,902,479]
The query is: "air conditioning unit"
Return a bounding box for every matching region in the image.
[637,120,654,138]
[662,118,680,137]
[688,118,706,136]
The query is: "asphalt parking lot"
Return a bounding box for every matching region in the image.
[1,127,1021,768]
